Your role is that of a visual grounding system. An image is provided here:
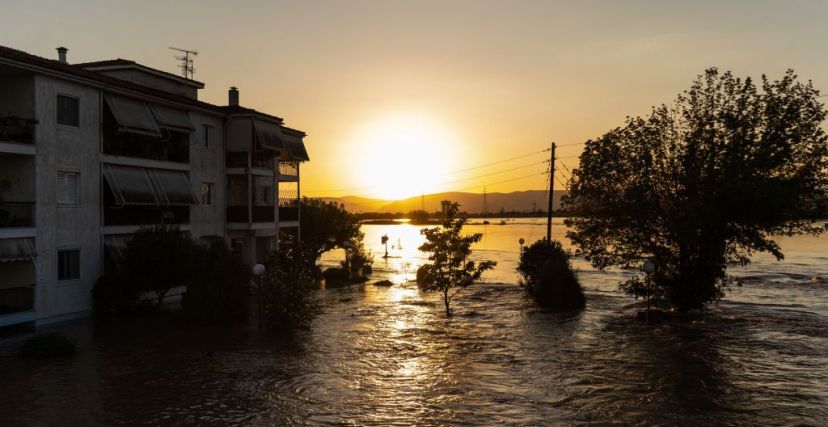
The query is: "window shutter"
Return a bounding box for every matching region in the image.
[57,172,80,205]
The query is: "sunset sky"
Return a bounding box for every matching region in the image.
[4,0,828,200]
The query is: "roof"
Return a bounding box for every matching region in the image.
[74,58,205,88]
[0,45,222,115]
[0,44,303,133]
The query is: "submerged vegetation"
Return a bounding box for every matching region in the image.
[418,203,496,315]
[564,68,828,311]
[518,239,585,310]
[260,242,318,332]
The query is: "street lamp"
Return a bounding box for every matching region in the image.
[518,238,525,254]
[253,264,265,328]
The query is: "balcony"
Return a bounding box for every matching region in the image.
[226,206,275,223]
[0,285,34,315]
[103,206,190,226]
[0,116,36,145]
[0,201,35,228]
[278,162,299,181]
[279,207,298,222]
[252,154,275,171]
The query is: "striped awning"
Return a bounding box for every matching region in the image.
[0,237,35,262]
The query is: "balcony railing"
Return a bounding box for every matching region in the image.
[278,162,298,177]
[251,155,275,170]
[226,206,276,223]
[103,206,189,226]
[0,285,35,314]
[226,152,248,168]
[0,201,35,228]
[0,116,36,145]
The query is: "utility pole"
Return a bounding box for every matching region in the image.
[546,142,556,242]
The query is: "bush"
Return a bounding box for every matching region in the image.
[342,242,373,282]
[182,240,251,324]
[260,244,318,332]
[415,264,434,289]
[518,240,585,310]
[18,332,77,359]
[323,267,349,285]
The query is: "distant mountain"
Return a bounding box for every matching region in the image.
[322,190,567,213]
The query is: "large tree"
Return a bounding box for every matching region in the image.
[564,68,828,311]
[292,197,364,265]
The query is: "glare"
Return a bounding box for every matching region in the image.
[352,113,457,200]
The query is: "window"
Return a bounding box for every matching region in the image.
[56,94,79,127]
[57,171,80,205]
[58,249,80,281]
[200,182,214,205]
[203,124,214,150]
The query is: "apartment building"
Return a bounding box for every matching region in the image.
[0,45,308,327]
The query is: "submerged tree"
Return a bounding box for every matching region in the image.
[564,68,828,311]
[418,203,496,316]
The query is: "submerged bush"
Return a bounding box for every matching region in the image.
[322,267,349,285]
[415,264,434,290]
[182,240,251,324]
[518,239,585,310]
[18,332,77,359]
[91,274,143,314]
[260,244,318,332]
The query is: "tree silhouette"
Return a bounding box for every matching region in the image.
[564,68,828,311]
[418,203,496,315]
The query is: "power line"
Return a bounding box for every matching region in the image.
[305,148,550,195]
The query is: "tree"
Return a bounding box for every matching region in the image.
[418,203,496,315]
[564,68,828,311]
[183,240,250,324]
[260,240,318,332]
[295,197,363,267]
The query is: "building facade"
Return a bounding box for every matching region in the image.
[0,45,308,327]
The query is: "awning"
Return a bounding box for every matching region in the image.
[280,132,310,162]
[149,169,199,206]
[151,105,194,133]
[104,94,162,137]
[103,164,159,206]
[254,122,285,152]
[0,238,35,262]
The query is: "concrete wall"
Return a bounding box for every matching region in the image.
[188,112,226,239]
[227,118,253,151]
[33,75,102,320]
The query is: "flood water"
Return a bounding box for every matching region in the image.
[1,218,827,425]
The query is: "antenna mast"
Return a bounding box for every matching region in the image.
[168,47,198,80]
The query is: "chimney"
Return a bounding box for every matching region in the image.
[56,47,68,64]
[228,86,239,106]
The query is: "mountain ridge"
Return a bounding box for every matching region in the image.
[321,190,567,213]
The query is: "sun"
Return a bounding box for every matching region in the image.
[353,113,457,200]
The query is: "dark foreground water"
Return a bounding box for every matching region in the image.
[1,219,826,426]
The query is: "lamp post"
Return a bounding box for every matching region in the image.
[253,263,265,329]
[518,238,525,255]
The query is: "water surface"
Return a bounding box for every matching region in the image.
[1,218,826,425]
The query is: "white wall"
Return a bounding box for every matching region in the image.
[33,75,102,319]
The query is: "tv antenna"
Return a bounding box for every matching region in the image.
[168,47,198,80]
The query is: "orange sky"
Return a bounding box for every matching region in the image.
[5,0,828,200]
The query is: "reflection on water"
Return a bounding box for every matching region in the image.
[1,218,826,425]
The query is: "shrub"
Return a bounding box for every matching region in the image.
[415,264,434,289]
[182,240,251,324]
[517,239,585,310]
[18,332,77,359]
[342,242,374,282]
[260,244,318,332]
[323,267,349,285]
